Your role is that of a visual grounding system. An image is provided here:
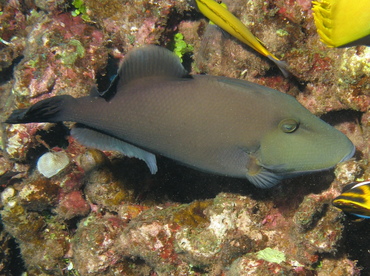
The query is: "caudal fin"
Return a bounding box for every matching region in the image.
[5,95,74,124]
[267,55,291,78]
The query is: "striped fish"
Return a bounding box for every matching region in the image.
[332,181,370,219]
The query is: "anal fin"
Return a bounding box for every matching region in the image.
[71,124,157,174]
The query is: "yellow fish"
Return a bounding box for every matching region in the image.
[194,0,289,77]
[312,0,370,47]
[332,181,370,219]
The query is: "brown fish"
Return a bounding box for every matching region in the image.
[5,46,355,188]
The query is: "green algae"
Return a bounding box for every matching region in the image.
[71,0,91,22]
[173,33,194,63]
[58,39,86,66]
[276,29,289,37]
[257,247,286,264]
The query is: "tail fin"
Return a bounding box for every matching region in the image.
[267,55,291,78]
[5,95,74,124]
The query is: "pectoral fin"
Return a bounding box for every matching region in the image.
[246,168,283,189]
[245,153,283,188]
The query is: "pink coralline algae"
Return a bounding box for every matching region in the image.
[56,190,90,220]
[0,0,369,275]
[11,13,106,102]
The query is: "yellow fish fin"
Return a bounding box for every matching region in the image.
[312,0,370,47]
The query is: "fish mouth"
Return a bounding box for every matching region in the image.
[260,143,356,175]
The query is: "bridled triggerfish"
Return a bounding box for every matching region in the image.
[332,181,370,219]
[312,0,370,47]
[5,45,355,188]
[193,0,290,77]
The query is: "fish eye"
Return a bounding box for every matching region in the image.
[279,119,299,133]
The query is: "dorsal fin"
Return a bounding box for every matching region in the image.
[118,45,189,85]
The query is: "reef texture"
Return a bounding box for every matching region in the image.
[0,0,369,275]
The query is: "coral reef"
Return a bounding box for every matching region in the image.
[0,0,369,275]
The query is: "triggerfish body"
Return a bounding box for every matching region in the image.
[193,0,290,77]
[5,46,355,188]
[312,0,370,47]
[332,181,370,219]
